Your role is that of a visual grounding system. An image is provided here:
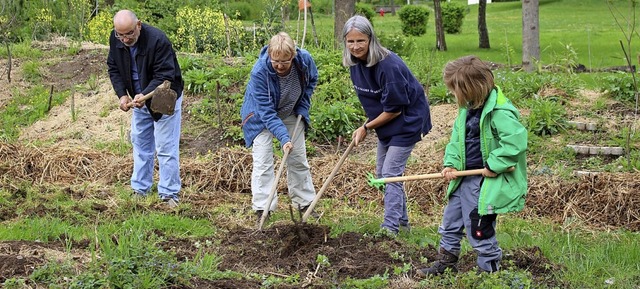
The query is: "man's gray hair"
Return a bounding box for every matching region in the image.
[341,15,388,67]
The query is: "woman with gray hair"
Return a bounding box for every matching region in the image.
[342,15,432,235]
[240,32,319,224]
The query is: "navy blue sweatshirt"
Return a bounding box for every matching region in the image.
[349,52,432,146]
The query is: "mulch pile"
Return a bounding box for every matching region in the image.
[1,142,638,231]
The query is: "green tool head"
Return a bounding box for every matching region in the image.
[366,172,385,191]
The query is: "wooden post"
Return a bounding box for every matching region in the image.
[70,86,76,121]
[47,85,53,112]
[6,42,11,83]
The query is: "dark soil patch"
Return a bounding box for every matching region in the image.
[161,223,564,287]
[43,49,107,91]
[0,241,53,282]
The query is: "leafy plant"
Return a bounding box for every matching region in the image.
[183,68,214,94]
[309,100,364,144]
[173,6,245,55]
[600,72,636,103]
[85,10,112,45]
[525,98,568,136]
[428,82,454,105]
[341,273,389,289]
[378,32,416,57]
[21,60,42,83]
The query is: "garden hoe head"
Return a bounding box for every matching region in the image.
[366,172,386,191]
[150,80,177,115]
[127,80,177,115]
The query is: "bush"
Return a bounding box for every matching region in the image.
[224,2,256,20]
[173,6,245,55]
[86,10,113,45]
[397,5,430,36]
[525,98,568,136]
[428,82,454,105]
[600,72,637,104]
[441,1,466,34]
[355,2,376,23]
[378,33,416,58]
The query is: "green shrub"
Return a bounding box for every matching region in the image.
[441,1,466,34]
[600,72,637,104]
[428,82,454,105]
[525,98,568,136]
[309,99,364,144]
[397,5,430,36]
[173,6,245,55]
[21,61,42,83]
[86,10,113,45]
[355,2,376,22]
[225,2,256,20]
[378,33,416,58]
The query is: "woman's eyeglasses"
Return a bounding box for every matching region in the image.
[270,58,293,65]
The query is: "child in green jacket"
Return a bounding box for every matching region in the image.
[416,55,528,277]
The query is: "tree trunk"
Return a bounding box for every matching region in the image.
[478,0,490,49]
[390,0,396,16]
[309,7,319,47]
[522,0,540,72]
[433,0,447,51]
[334,0,355,49]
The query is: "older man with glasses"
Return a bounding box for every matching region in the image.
[107,10,184,208]
[240,32,319,224]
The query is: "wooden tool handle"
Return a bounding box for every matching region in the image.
[380,167,515,184]
[126,81,171,107]
[302,138,356,223]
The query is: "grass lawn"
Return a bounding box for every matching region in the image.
[296,0,638,69]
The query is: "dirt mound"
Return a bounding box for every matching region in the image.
[0,240,91,283]
[160,224,564,288]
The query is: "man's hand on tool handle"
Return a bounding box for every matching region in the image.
[119,94,145,111]
[119,95,132,112]
[131,93,146,108]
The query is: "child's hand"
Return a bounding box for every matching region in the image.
[441,167,458,181]
[482,167,497,178]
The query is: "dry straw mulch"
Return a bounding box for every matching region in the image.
[1,142,638,231]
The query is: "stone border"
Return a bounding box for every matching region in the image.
[566,145,624,156]
[567,121,598,131]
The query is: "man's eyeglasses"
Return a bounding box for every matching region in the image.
[115,28,136,40]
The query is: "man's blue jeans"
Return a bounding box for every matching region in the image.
[130,96,182,200]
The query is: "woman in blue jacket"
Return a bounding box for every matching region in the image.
[240,32,318,222]
[342,16,432,235]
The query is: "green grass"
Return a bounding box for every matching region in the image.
[0,86,68,141]
[2,186,638,288]
[299,0,638,69]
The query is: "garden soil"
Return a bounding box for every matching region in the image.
[0,42,637,288]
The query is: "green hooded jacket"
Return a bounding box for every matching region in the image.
[443,86,528,215]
